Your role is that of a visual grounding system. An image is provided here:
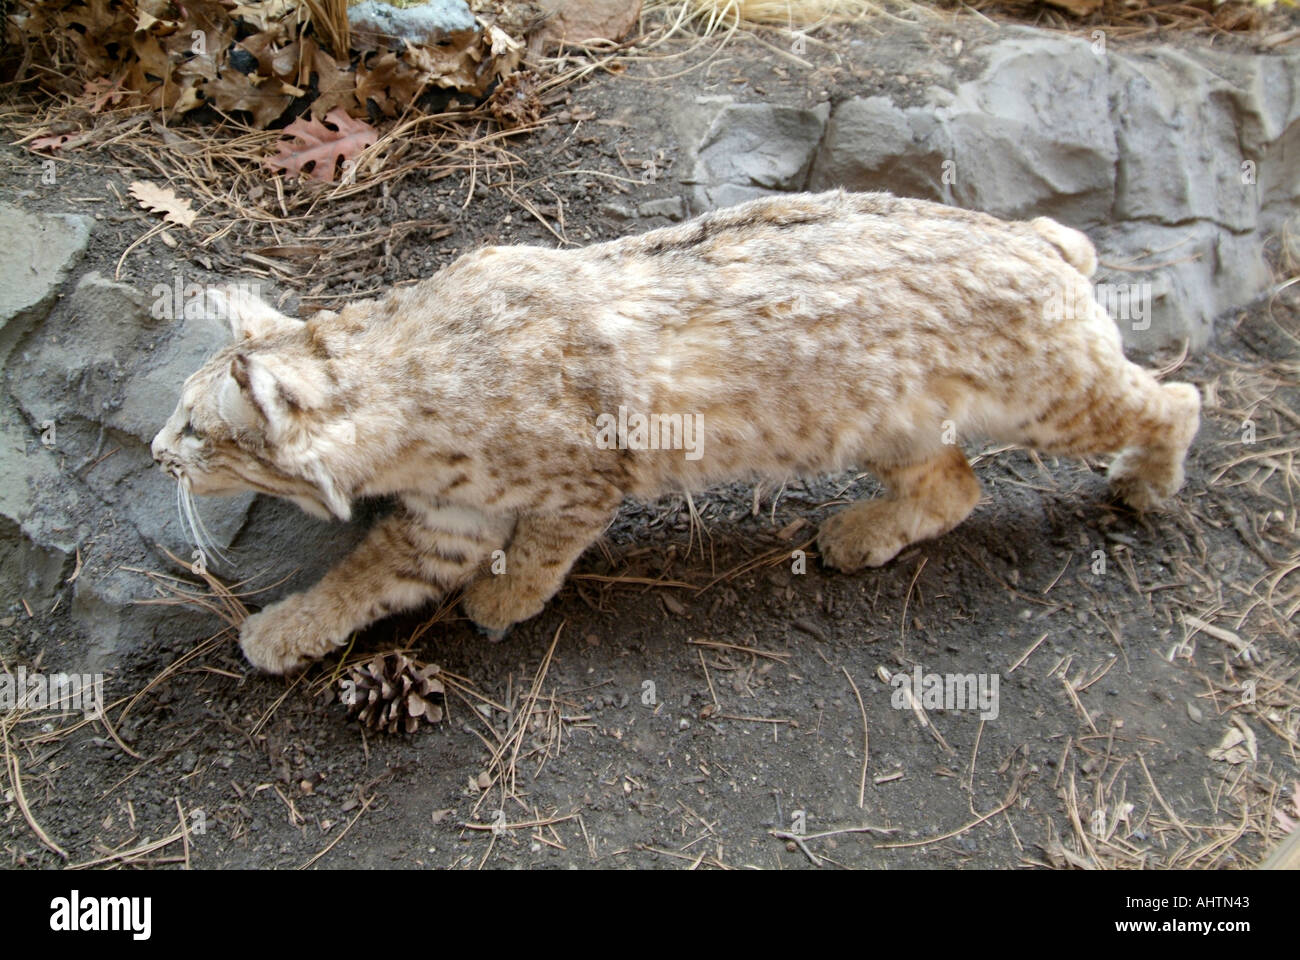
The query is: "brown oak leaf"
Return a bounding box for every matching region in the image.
[84,77,128,113]
[309,48,359,119]
[205,70,295,129]
[355,51,421,117]
[129,181,198,228]
[230,0,298,33]
[266,109,379,183]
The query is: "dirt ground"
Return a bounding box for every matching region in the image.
[2,12,1298,870]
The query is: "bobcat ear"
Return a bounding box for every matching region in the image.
[227,353,350,519]
[211,285,303,341]
[229,351,328,433]
[227,352,302,442]
[217,356,261,431]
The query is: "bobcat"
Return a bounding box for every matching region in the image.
[151,190,1200,674]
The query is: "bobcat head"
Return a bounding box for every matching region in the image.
[151,287,358,527]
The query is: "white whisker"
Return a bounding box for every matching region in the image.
[175,481,187,547]
[172,475,232,569]
[185,483,232,566]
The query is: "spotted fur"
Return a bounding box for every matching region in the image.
[152,190,1200,673]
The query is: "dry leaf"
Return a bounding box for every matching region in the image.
[128,180,198,228]
[84,77,128,113]
[308,48,360,118]
[266,109,379,183]
[355,50,421,116]
[230,0,298,32]
[205,71,296,129]
[29,134,75,152]
[1208,717,1258,765]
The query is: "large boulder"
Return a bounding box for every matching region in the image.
[934,34,1117,225]
[537,0,642,47]
[1108,51,1258,233]
[808,96,950,202]
[0,204,91,361]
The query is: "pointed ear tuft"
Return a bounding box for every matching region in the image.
[225,351,327,443]
[230,352,252,391]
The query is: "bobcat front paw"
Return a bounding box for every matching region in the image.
[239,596,341,675]
[461,575,549,634]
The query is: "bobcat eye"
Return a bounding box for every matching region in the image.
[182,420,204,441]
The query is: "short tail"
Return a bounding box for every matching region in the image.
[1030,217,1098,277]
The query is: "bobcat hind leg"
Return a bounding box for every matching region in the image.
[818,445,981,572]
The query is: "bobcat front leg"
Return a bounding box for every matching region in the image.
[240,503,511,674]
[461,500,619,638]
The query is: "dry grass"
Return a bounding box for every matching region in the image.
[965,0,1291,37]
[304,0,351,60]
[652,0,1294,40]
[651,0,929,28]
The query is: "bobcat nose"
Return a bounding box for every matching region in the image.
[151,434,179,476]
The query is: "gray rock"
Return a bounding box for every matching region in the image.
[637,197,687,221]
[77,429,252,559]
[599,202,637,219]
[935,34,1117,224]
[674,29,1298,352]
[0,515,70,612]
[0,266,347,664]
[348,0,477,47]
[666,95,734,163]
[1091,220,1272,353]
[808,96,950,201]
[9,272,232,447]
[0,205,92,362]
[686,102,830,213]
[70,566,216,672]
[109,308,234,446]
[228,495,376,604]
[0,402,69,534]
[1108,51,1258,233]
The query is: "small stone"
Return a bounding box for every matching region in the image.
[637,197,686,221]
[537,0,642,48]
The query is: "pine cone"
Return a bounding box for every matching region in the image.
[486,70,543,129]
[342,654,445,734]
